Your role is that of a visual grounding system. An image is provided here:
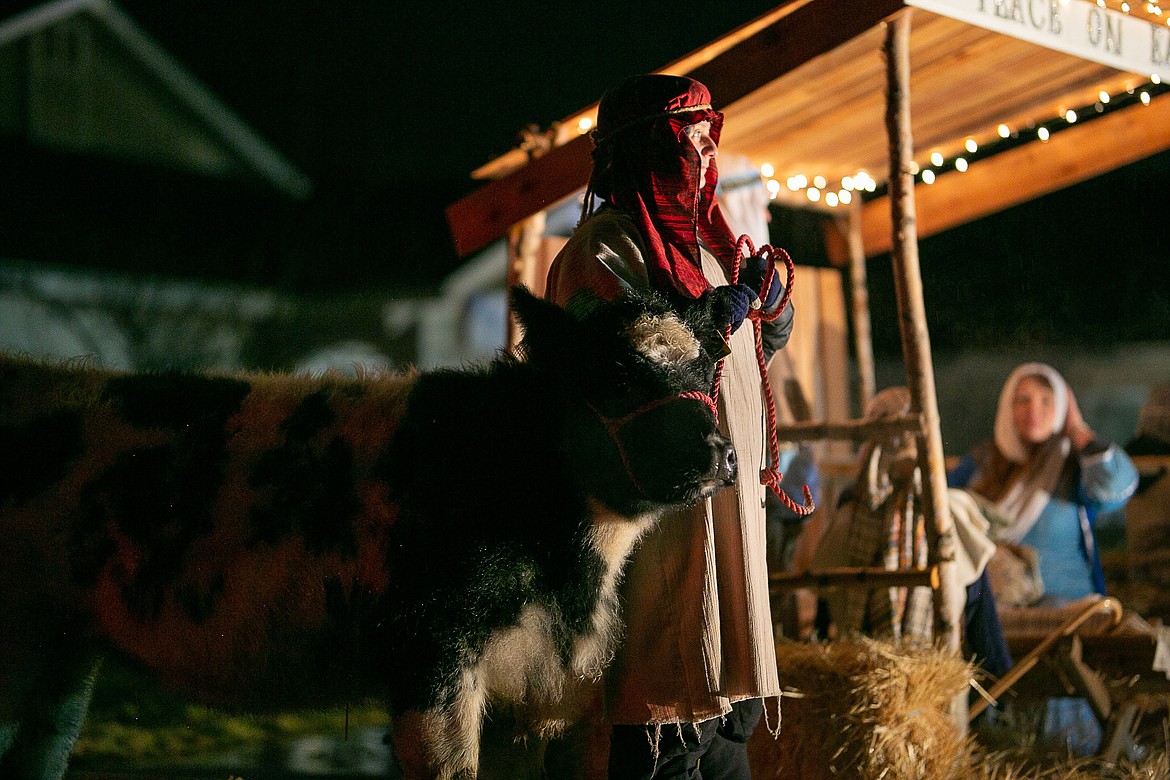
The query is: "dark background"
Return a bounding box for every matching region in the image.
[3,0,1167,352]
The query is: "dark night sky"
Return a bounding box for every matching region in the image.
[108,1,776,183]
[3,1,1167,349]
[85,1,781,293]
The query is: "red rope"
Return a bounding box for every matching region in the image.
[709,236,816,517]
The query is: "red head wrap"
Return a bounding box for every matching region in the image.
[586,74,739,299]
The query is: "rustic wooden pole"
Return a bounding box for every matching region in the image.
[505,210,547,350]
[882,12,962,663]
[774,413,922,444]
[771,565,938,591]
[844,200,876,412]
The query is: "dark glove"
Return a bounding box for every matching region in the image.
[710,284,758,334]
[740,255,783,310]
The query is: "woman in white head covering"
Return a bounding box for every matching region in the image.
[949,364,1139,757]
[949,363,1138,603]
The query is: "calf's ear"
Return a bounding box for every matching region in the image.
[509,285,582,362]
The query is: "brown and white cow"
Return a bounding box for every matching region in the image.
[0,286,735,779]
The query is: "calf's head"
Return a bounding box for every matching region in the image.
[511,285,735,516]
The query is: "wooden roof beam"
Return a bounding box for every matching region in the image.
[445,0,907,257]
[853,94,1170,258]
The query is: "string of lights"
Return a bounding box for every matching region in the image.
[757,74,1168,206]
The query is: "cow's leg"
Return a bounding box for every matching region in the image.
[0,650,102,780]
[391,669,486,780]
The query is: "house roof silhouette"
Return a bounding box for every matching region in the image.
[0,0,311,199]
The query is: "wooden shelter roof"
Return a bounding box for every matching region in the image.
[446,0,1169,260]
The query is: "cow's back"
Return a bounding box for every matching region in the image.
[0,356,418,708]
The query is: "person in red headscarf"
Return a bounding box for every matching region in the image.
[545,73,794,780]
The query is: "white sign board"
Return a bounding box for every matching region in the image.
[906,0,1170,81]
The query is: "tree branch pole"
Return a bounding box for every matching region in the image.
[845,199,876,411]
[882,11,961,657]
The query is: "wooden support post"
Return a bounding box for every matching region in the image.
[844,200,876,412]
[505,210,547,350]
[882,12,961,662]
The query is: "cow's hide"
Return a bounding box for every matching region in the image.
[0,286,736,780]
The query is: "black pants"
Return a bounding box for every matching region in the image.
[607,698,763,779]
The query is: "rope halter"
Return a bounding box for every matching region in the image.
[587,391,718,500]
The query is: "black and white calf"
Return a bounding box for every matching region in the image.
[0,286,735,780]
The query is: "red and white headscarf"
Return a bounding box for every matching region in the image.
[583,74,739,299]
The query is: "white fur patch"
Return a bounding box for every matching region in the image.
[627,313,700,368]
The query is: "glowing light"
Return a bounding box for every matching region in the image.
[1096,0,1104,7]
[908,161,920,175]
[1038,126,1050,141]
[965,138,978,153]
[930,151,944,166]
[1154,74,1164,85]
[955,157,968,172]
[786,177,800,191]
[760,162,775,178]
[1141,90,1152,105]
[852,170,877,193]
[921,170,936,184]
[841,176,855,191]
[825,192,839,207]
[794,173,808,188]
[997,123,1011,138]
[577,117,593,133]
[1065,109,1078,123]
[1121,2,1129,10]
[806,187,821,202]
[838,190,852,205]
[1099,90,1111,103]
[813,175,827,189]
[766,178,781,195]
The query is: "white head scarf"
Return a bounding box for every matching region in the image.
[993,362,1068,463]
[990,362,1072,543]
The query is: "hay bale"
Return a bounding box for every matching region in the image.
[749,637,972,779]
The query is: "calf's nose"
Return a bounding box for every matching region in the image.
[708,432,737,484]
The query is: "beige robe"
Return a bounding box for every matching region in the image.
[546,209,779,726]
